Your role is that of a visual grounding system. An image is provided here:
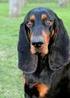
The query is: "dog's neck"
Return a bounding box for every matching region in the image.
[33,54,52,76]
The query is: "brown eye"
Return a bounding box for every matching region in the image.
[27,15,35,28]
[30,19,35,23]
[42,18,47,23]
[30,15,35,23]
[41,14,47,21]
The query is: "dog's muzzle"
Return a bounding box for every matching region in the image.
[31,34,49,56]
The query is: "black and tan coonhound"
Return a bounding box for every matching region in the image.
[18,7,70,98]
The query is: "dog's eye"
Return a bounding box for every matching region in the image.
[30,19,35,23]
[30,15,35,24]
[42,18,47,24]
[42,18,47,22]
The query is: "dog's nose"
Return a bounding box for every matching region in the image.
[32,42,43,48]
[31,36,44,48]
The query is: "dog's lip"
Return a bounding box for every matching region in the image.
[35,44,48,54]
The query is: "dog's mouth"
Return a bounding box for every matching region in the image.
[30,43,49,56]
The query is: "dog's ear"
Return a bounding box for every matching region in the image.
[49,17,70,71]
[18,22,38,74]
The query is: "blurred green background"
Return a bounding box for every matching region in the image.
[0,0,70,98]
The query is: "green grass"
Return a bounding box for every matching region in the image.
[0,2,70,98]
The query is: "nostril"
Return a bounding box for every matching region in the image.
[32,42,43,48]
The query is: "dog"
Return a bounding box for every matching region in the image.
[18,7,70,98]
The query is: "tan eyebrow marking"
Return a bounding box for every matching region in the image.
[41,14,47,20]
[30,15,35,21]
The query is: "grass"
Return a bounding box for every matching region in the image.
[0,1,70,98]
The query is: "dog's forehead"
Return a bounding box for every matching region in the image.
[30,7,48,16]
[29,7,56,20]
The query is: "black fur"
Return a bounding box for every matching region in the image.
[18,7,70,98]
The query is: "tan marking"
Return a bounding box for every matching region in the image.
[40,31,50,56]
[28,32,32,40]
[30,15,35,22]
[41,14,47,21]
[40,44,49,57]
[30,45,36,54]
[35,83,49,97]
[51,30,54,37]
[42,31,50,44]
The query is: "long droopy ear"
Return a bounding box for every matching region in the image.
[49,17,70,71]
[18,22,38,74]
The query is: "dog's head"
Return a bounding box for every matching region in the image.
[25,8,56,56]
[18,7,70,73]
